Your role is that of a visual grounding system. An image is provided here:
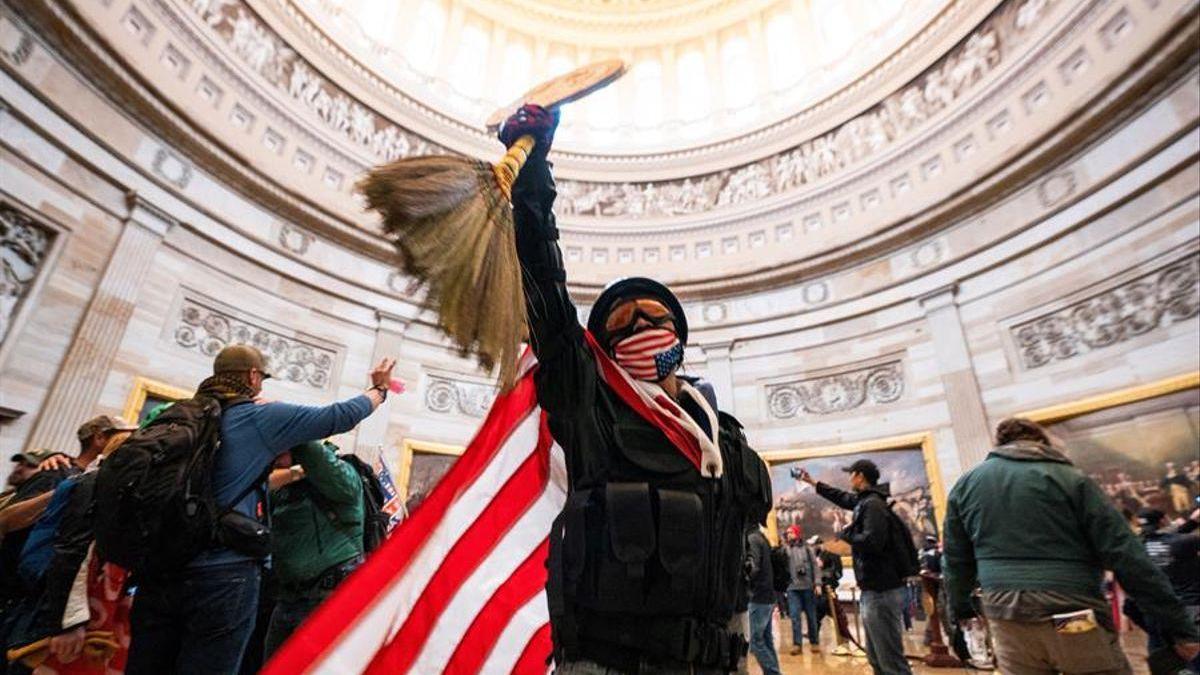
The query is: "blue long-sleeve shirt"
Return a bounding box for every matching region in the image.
[191,394,374,568]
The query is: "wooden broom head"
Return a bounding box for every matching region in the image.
[359,155,528,389]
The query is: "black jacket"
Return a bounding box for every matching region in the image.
[746,530,775,605]
[817,549,843,587]
[815,482,903,591]
[513,154,770,669]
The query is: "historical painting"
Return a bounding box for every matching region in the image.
[399,441,463,517]
[1045,386,1199,521]
[768,441,940,558]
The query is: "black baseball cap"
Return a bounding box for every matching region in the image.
[1137,508,1165,527]
[841,459,880,484]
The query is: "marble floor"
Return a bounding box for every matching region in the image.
[758,616,1152,674]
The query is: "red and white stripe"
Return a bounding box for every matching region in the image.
[263,336,716,674]
[263,366,565,675]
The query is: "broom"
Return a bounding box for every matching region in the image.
[358,137,535,389]
[359,60,625,390]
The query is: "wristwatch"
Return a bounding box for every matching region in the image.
[371,384,388,400]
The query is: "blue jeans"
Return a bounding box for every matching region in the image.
[126,561,262,675]
[786,587,820,645]
[748,602,782,675]
[860,587,913,675]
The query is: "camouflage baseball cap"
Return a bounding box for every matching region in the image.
[76,415,137,443]
[10,448,61,465]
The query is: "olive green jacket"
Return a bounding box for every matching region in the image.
[943,441,1198,642]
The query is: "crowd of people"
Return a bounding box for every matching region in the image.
[737,418,1200,675]
[2,100,1198,675]
[0,345,396,674]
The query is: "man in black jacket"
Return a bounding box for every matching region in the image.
[746,527,782,675]
[500,104,771,673]
[798,460,912,675]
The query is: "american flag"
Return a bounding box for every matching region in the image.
[371,449,404,528]
[263,337,711,674]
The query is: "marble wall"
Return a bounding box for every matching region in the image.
[0,0,1197,496]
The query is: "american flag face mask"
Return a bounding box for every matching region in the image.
[612,327,684,381]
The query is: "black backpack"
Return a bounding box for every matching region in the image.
[339,454,391,554]
[769,545,792,592]
[885,504,921,579]
[93,397,227,576]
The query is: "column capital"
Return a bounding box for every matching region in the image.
[374,309,411,335]
[124,192,176,237]
[698,340,735,359]
[918,283,960,313]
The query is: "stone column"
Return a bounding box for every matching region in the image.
[699,341,735,413]
[353,310,409,463]
[26,193,175,451]
[919,285,991,470]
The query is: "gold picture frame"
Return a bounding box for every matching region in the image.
[1016,371,1199,424]
[397,439,465,505]
[121,377,193,425]
[760,432,948,548]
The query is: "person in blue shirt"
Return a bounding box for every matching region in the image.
[125,345,395,675]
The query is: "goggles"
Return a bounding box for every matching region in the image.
[604,298,676,344]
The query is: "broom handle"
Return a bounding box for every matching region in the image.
[493,134,537,201]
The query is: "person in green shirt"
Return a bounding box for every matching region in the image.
[943,417,1200,674]
[264,440,364,657]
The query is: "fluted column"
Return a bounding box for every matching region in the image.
[25,193,174,452]
[919,285,991,470]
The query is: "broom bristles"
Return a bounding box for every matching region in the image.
[359,156,528,389]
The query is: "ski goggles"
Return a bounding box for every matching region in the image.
[604,298,676,344]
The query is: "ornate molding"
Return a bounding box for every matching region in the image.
[192,0,1033,220]
[187,0,449,165]
[172,294,340,388]
[0,205,53,346]
[1012,254,1200,369]
[424,375,497,418]
[766,360,905,418]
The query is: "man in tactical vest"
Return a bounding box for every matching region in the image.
[500,104,772,673]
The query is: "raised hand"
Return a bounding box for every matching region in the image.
[369,358,397,389]
[498,104,560,157]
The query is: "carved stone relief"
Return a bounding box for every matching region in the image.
[1011,255,1200,369]
[185,1,445,164]
[766,361,904,418]
[424,375,496,418]
[183,0,1056,217]
[173,295,339,388]
[0,206,52,346]
[152,148,193,188]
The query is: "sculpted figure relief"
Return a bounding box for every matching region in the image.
[187,0,1036,218]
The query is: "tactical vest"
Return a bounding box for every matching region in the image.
[546,392,771,670]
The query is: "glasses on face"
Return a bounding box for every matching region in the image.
[605,298,675,344]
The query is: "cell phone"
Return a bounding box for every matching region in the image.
[790,467,804,480]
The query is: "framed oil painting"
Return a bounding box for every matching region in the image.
[122,377,192,426]
[397,439,464,516]
[1022,373,1199,522]
[761,433,947,558]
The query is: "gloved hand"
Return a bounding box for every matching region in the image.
[498,104,559,159]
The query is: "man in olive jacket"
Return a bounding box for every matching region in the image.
[943,418,1200,674]
[264,440,364,656]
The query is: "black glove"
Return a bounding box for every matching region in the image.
[498,104,559,160]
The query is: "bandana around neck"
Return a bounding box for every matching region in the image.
[612,328,684,382]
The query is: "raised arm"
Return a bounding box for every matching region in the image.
[293,441,361,506]
[501,105,581,359]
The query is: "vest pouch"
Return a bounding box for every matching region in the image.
[591,482,656,612]
[646,489,704,611]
